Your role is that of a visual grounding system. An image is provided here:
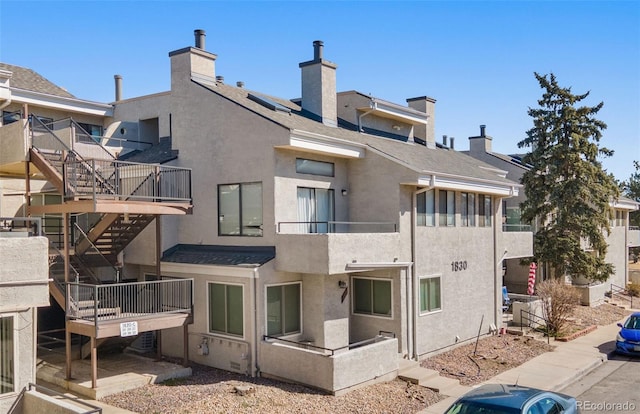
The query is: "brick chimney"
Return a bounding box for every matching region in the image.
[469,124,493,154]
[299,40,338,127]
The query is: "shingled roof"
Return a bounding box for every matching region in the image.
[195,81,519,187]
[162,244,276,267]
[0,62,75,98]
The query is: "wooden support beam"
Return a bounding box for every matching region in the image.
[183,324,189,367]
[91,336,97,389]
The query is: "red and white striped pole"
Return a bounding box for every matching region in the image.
[527,263,537,295]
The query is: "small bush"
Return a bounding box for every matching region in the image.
[626,283,640,297]
[536,279,581,337]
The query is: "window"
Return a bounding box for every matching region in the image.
[478,194,492,227]
[419,276,441,313]
[297,187,335,233]
[266,283,301,336]
[77,122,104,143]
[218,182,263,236]
[439,190,455,226]
[417,189,435,226]
[296,158,334,177]
[353,277,392,317]
[208,283,243,337]
[0,316,14,394]
[461,192,476,227]
[2,110,21,126]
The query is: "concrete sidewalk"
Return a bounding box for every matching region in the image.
[420,314,630,414]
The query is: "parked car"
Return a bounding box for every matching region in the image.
[616,312,640,356]
[444,383,578,414]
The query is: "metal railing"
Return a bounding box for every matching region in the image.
[0,217,41,236]
[64,158,192,203]
[65,278,193,325]
[502,223,532,232]
[7,382,102,414]
[263,331,395,355]
[611,283,634,309]
[277,221,397,234]
[519,309,550,344]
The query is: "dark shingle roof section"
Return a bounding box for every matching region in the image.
[117,137,178,164]
[162,244,276,267]
[196,81,519,186]
[0,62,75,98]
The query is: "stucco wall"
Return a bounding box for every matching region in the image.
[0,236,48,413]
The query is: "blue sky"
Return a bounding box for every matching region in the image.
[1,0,638,181]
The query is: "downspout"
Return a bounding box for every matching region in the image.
[252,267,260,377]
[493,196,500,330]
[357,108,375,132]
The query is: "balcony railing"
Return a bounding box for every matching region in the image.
[0,216,42,236]
[277,221,397,234]
[64,158,192,203]
[502,223,532,232]
[263,331,395,356]
[65,278,193,325]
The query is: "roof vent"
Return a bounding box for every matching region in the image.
[236,81,244,88]
[194,29,206,49]
[216,76,224,84]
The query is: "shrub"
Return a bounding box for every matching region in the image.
[626,283,640,297]
[536,279,581,337]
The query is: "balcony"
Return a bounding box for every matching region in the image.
[275,221,400,275]
[260,334,398,394]
[64,278,193,339]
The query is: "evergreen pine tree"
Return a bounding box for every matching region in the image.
[518,73,619,282]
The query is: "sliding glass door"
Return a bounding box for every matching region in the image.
[297,188,335,233]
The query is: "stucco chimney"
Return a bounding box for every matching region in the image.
[194,29,206,49]
[469,124,493,154]
[407,96,436,148]
[114,74,122,101]
[169,30,217,90]
[299,40,338,127]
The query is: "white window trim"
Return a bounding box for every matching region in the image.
[351,276,394,319]
[0,313,17,396]
[418,275,443,316]
[264,281,303,338]
[206,281,245,340]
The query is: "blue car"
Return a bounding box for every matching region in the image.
[616,312,640,356]
[444,383,578,414]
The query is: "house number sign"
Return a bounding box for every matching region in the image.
[120,321,138,337]
[451,261,468,272]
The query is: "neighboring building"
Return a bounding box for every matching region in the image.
[465,125,640,304]
[0,30,533,396]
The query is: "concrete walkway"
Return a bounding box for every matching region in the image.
[420,311,633,414]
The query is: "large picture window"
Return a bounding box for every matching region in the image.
[0,316,14,394]
[419,276,441,313]
[208,283,243,337]
[266,283,301,336]
[478,194,492,227]
[461,192,476,227]
[353,277,392,317]
[439,190,455,227]
[218,182,263,236]
[297,187,335,233]
[417,189,435,226]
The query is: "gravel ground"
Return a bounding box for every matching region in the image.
[421,303,630,386]
[102,366,442,414]
[102,304,628,413]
